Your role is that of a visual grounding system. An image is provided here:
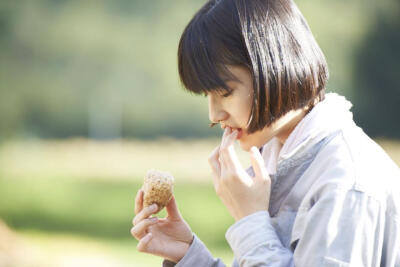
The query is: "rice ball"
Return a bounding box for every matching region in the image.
[142,169,174,213]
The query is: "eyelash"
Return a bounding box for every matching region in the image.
[222,91,232,97]
[203,90,232,98]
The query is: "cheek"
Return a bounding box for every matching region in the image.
[239,128,263,150]
[243,97,253,125]
[236,101,252,125]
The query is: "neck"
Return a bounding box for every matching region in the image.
[275,107,308,146]
[247,106,310,151]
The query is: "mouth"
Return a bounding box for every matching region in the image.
[236,128,243,139]
[221,124,244,140]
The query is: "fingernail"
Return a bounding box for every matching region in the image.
[150,204,158,211]
[150,217,158,222]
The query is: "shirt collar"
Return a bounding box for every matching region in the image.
[260,93,354,175]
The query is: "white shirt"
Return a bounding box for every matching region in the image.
[163,93,400,267]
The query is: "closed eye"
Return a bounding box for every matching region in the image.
[222,92,232,97]
[202,88,233,98]
[222,90,233,98]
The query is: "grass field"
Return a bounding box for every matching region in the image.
[0,138,399,266]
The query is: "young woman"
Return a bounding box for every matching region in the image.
[131,0,400,266]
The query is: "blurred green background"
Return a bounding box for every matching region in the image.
[0,0,399,266]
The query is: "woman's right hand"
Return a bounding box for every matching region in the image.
[131,189,194,263]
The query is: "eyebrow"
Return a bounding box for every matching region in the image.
[223,78,243,84]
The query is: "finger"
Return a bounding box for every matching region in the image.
[133,203,158,226]
[131,217,158,240]
[225,129,239,148]
[137,232,153,253]
[208,146,221,178]
[219,127,234,166]
[221,127,232,148]
[220,130,241,170]
[220,129,238,153]
[249,146,269,181]
[165,195,182,220]
[135,189,144,215]
[218,152,227,177]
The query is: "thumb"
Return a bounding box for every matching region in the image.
[165,195,182,220]
[249,146,269,181]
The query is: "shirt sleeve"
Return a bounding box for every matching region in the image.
[225,187,384,266]
[225,211,294,267]
[162,233,228,267]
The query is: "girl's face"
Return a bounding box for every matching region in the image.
[207,65,307,151]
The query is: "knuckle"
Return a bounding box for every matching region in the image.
[209,147,218,157]
[220,146,228,154]
[132,215,142,226]
[130,227,138,238]
[146,218,157,226]
[223,170,234,180]
[144,206,156,216]
[136,243,146,252]
[209,163,215,172]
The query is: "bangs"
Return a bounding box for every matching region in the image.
[178,0,328,134]
[178,1,247,95]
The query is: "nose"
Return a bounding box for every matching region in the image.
[208,94,228,124]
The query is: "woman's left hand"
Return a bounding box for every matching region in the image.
[208,127,271,221]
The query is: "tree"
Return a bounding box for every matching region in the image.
[352,0,400,138]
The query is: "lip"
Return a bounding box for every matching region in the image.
[236,128,243,139]
[221,124,243,140]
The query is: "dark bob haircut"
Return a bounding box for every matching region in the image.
[178,0,329,134]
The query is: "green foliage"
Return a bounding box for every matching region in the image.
[0,176,234,250]
[0,0,398,140]
[1,137,399,265]
[0,0,211,140]
[352,0,400,138]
